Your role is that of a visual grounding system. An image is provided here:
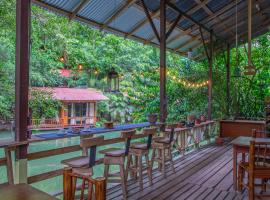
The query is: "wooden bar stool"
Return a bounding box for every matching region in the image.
[99,129,136,199]
[151,124,177,178]
[126,127,157,190]
[61,136,104,200]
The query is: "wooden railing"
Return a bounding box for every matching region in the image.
[0,120,218,199]
[29,116,96,130]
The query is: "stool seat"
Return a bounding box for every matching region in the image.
[154,138,170,144]
[100,148,125,157]
[130,142,147,150]
[61,156,89,168]
[72,167,93,177]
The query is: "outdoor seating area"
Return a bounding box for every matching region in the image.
[0,0,270,200]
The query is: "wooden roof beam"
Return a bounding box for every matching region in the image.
[141,0,160,42]
[102,0,138,27]
[194,0,234,37]
[69,0,90,20]
[126,9,160,37]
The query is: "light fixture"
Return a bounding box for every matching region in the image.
[59,56,65,63]
[77,64,83,71]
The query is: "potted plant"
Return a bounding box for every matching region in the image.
[147,113,158,124]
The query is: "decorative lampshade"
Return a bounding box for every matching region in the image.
[107,68,119,92]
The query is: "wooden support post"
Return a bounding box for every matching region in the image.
[226,43,231,116]
[208,30,213,120]
[95,177,106,200]
[15,0,31,183]
[63,167,72,200]
[5,147,14,185]
[160,0,167,124]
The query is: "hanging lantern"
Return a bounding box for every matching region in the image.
[107,68,119,92]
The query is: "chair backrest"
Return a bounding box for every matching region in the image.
[252,129,269,138]
[121,129,136,155]
[249,140,270,170]
[166,123,178,143]
[80,136,104,167]
[143,127,157,149]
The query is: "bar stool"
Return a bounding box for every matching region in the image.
[61,136,104,200]
[126,127,157,190]
[151,124,177,177]
[99,129,136,199]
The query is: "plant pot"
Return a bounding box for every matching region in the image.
[104,122,114,129]
[195,119,201,125]
[147,113,158,124]
[200,115,206,122]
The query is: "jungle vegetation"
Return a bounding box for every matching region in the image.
[0,0,269,125]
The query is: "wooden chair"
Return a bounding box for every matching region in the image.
[150,124,177,178]
[126,127,157,190]
[99,129,136,199]
[61,136,104,200]
[237,140,270,200]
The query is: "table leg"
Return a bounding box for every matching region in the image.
[233,146,237,190]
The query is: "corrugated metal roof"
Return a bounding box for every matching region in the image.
[33,0,270,60]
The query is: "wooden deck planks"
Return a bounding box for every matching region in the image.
[106,144,245,200]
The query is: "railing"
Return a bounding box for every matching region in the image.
[0,120,218,199]
[29,116,96,130]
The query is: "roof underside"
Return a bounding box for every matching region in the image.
[32,0,270,60]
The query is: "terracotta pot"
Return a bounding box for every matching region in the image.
[147,113,158,124]
[200,115,206,122]
[104,122,114,129]
[195,119,201,125]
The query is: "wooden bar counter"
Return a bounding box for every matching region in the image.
[219,120,265,138]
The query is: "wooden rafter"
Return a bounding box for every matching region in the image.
[102,0,137,27]
[199,27,210,61]
[172,0,243,54]
[141,0,160,42]
[165,14,182,39]
[126,10,160,37]
[69,0,90,20]
[194,0,234,37]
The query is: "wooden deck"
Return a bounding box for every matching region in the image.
[107,143,246,200]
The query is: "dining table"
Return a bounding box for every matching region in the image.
[231,136,270,190]
[0,183,58,200]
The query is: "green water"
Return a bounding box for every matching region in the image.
[0,129,134,196]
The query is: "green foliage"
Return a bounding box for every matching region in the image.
[29,90,61,119]
[0,0,269,123]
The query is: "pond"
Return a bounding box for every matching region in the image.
[0,129,130,196]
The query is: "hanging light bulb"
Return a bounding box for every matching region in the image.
[77,64,83,71]
[59,56,65,63]
[187,49,193,59]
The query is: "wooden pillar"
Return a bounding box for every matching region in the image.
[208,30,213,120]
[63,167,72,200]
[160,0,166,123]
[15,0,31,183]
[226,43,230,116]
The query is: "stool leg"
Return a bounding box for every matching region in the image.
[145,153,152,185]
[168,147,175,173]
[104,164,109,181]
[158,149,162,171]
[72,176,77,200]
[138,155,143,190]
[87,182,93,200]
[80,178,86,200]
[161,148,166,177]
[126,154,132,181]
[120,164,127,199]
[134,156,138,180]
[150,148,156,173]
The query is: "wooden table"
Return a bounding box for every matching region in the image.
[231,136,270,190]
[0,184,58,200]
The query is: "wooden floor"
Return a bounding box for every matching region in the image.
[107,144,247,200]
